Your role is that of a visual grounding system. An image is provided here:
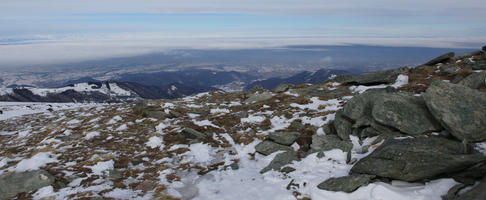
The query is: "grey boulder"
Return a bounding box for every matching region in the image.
[343,68,404,86]
[317,174,375,193]
[351,137,485,182]
[310,134,353,153]
[423,81,486,142]
[267,132,300,145]
[260,151,299,173]
[371,93,442,135]
[458,72,486,89]
[424,52,454,66]
[180,128,208,139]
[255,140,293,156]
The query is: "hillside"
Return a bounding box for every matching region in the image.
[0,46,486,199]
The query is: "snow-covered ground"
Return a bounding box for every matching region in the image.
[0,102,103,121]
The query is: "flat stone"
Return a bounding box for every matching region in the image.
[351,137,485,182]
[255,140,293,156]
[143,110,166,119]
[260,151,299,173]
[180,128,207,139]
[423,81,486,142]
[310,134,353,153]
[317,174,375,193]
[267,132,300,145]
[245,92,273,103]
[424,52,454,66]
[343,68,404,86]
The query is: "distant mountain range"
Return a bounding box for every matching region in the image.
[245,68,352,90]
[0,68,356,103]
[0,82,219,103]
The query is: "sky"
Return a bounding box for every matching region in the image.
[0,0,485,66]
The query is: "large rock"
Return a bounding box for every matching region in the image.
[351,137,485,182]
[333,111,353,140]
[267,132,300,145]
[424,52,454,66]
[260,151,299,173]
[274,84,293,93]
[0,170,55,200]
[143,110,167,119]
[438,64,459,75]
[317,174,375,193]
[180,128,207,139]
[342,88,391,121]
[423,81,486,142]
[255,140,293,156]
[458,72,486,89]
[343,68,404,86]
[482,45,486,52]
[310,134,353,153]
[371,93,442,135]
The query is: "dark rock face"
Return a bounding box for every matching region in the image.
[260,151,299,173]
[310,134,353,153]
[343,68,405,86]
[317,174,375,193]
[423,81,486,142]
[0,170,55,200]
[351,137,485,182]
[458,72,486,89]
[371,93,441,135]
[424,52,454,66]
[255,140,293,156]
[267,132,300,145]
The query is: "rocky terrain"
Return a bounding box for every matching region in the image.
[0,46,486,199]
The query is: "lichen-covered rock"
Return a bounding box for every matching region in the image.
[424,52,454,65]
[255,140,292,156]
[454,51,481,60]
[423,81,486,142]
[0,170,55,200]
[245,92,273,103]
[267,132,300,145]
[317,174,375,193]
[458,72,486,89]
[274,84,293,93]
[143,110,166,119]
[371,93,442,135]
[351,137,485,182]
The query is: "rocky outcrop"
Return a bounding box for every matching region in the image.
[424,52,454,65]
[310,134,353,153]
[260,151,299,173]
[423,81,486,142]
[255,140,293,156]
[267,132,300,145]
[351,137,485,182]
[342,68,405,86]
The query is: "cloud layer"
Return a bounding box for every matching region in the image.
[0,0,485,67]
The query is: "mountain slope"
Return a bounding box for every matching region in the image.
[245,68,352,90]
